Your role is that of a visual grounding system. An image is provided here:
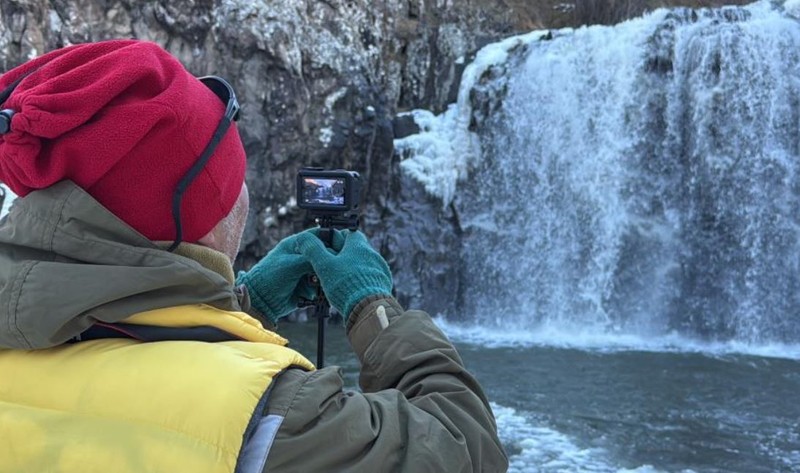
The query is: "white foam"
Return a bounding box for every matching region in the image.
[492,403,674,473]
[436,318,800,361]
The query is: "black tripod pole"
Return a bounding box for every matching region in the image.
[314,291,329,368]
[314,225,334,368]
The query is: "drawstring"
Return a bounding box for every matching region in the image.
[0,71,34,135]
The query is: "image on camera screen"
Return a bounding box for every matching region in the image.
[302,177,346,206]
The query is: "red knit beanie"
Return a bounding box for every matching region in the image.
[0,39,246,243]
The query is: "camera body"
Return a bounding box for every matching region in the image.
[297,168,362,221]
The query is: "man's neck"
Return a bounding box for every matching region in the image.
[157,242,236,284]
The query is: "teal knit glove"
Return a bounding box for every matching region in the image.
[295,230,393,320]
[237,229,324,323]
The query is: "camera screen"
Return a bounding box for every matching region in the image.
[300,177,346,206]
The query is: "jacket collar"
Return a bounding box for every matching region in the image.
[165,242,236,285]
[0,181,241,349]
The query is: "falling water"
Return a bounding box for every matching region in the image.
[398,1,800,345]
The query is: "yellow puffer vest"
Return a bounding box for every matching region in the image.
[0,304,314,473]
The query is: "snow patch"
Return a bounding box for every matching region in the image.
[319,127,334,146]
[325,87,348,110]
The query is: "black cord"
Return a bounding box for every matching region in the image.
[167,115,234,252]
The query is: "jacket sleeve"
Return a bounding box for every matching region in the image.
[263,296,508,473]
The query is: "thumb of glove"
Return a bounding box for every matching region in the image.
[295,231,336,263]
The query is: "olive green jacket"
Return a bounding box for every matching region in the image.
[0,181,507,472]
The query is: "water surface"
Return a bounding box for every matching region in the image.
[279,320,800,473]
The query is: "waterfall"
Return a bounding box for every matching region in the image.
[396,1,800,344]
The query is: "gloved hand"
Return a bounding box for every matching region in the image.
[295,229,393,320]
[236,228,335,323]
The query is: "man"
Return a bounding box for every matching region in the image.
[0,40,507,472]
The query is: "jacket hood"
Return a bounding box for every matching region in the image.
[0,181,241,349]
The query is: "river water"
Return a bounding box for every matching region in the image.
[280,320,800,473]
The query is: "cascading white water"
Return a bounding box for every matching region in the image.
[397,1,800,344]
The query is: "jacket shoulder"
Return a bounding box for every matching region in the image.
[267,366,341,419]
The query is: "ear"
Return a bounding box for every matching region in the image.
[197,227,217,247]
